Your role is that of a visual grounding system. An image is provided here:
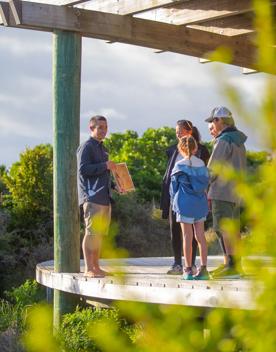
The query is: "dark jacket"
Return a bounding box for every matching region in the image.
[160,143,210,219]
[77,137,111,206]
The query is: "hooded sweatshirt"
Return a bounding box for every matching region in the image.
[208,126,247,204]
[170,156,209,220]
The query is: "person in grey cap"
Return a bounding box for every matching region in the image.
[205,106,247,279]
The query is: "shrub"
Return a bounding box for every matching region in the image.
[0,227,53,294]
[2,144,53,229]
[5,280,45,308]
[0,281,46,352]
[0,299,19,333]
[59,306,139,352]
[111,193,171,257]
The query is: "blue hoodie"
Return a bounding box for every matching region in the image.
[170,156,209,220]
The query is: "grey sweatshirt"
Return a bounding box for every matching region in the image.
[208,126,247,204]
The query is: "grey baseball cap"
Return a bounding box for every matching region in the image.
[205,106,233,122]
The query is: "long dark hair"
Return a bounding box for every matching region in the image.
[177,120,201,143]
[191,126,201,143]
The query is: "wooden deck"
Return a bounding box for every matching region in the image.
[36,257,256,310]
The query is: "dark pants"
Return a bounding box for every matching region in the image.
[169,206,198,267]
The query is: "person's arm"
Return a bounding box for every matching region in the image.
[78,143,108,177]
[169,174,179,201]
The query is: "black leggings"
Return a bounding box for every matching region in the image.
[169,207,198,266]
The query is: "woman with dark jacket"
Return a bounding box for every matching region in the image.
[160,120,210,275]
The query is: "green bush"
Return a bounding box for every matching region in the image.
[0,164,7,197]
[0,299,19,333]
[0,280,46,352]
[111,193,171,257]
[5,280,45,308]
[59,306,139,352]
[0,226,53,294]
[2,144,53,228]
[106,127,176,202]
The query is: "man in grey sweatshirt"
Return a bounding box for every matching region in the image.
[205,106,247,279]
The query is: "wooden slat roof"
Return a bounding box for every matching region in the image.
[1,0,275,73]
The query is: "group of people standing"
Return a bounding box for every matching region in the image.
[77,106,247,280]
[160,106,247,280]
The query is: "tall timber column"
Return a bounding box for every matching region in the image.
[52,30,81,328]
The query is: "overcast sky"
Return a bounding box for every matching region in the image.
[0,26,270,167]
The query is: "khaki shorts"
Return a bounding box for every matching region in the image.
[212,200,240,233]
[83,202,111,236]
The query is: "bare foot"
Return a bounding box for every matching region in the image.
[95,268,114,276]
[84,270,105,278]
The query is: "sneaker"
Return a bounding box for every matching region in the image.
[191,265,198,276]
[182,268,194,280]
[167,264,183,275]
[209,264,226,276]
[211,266,241,279]
[193,267,210,280]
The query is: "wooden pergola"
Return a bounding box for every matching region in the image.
[1,0,276,70]
[1,0,275,327]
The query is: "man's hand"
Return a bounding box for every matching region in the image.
[117,186,127,194]
[106,160,116,171]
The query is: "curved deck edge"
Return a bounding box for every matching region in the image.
[36,258,255,310]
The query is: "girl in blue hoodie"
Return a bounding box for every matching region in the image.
[170,136,210,280]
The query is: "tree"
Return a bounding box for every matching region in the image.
[106,127,176,202]
[0,164,7,203]
[2,144,53,227]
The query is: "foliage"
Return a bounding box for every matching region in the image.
[5,280,45,308]
[0,164,7,197]
[0,224,53,294]
[58,306,139,352]
[0,299,20,333]
[106,127,176,202]
[110,192,171,257]
[246,150,269,176]
[2,144,53,227]
[0,281,46,352]
[23,304,59,352]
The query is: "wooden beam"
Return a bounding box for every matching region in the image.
[1,1,269,72]
[75,0,188,16]
[52,29,81,326]
[17,0,90,4]
[63,0,89,5]
[135,0,254,25]
[188,13,255,37]
[9,0,22,25]
[0,2,9,26]
[242,67,258,75]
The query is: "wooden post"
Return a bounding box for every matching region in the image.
[52,30,81,328]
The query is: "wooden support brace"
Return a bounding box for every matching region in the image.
[199,58,211,63]
[9,0,22,25]
[0,2,9,26]
[242,67,258,75]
